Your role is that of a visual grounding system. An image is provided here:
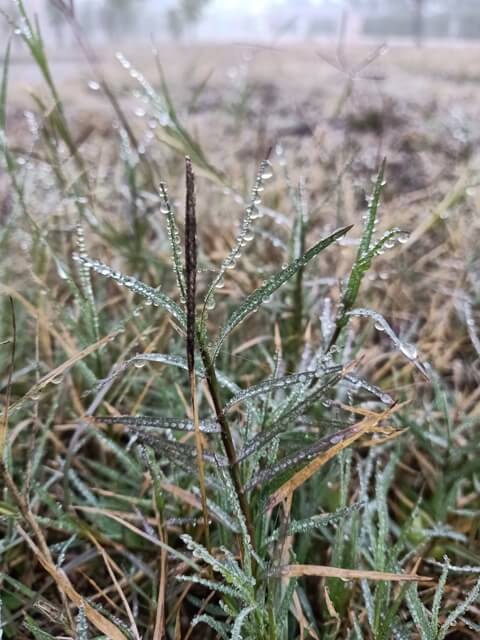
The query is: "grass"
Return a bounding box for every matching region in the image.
[1,2,480,639]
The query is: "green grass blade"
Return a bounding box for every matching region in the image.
[359,158,386,258]
[158,182,186,301]
[243,422,362,491]
[431,560,448,632]
[439,577,480,639]
[329,161,390,345]
[223,370,318,413]
[72,253,187,328]
[214,225,352,359]
[24,618,57,640]
[177,575,250,603]
[405,586,432,640]
[96,414,220,434]
[231,605,256,639]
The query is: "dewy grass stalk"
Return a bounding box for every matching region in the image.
[185,156,211,553]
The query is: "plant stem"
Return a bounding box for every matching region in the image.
[185,157,210,552]
[197,333,255,547]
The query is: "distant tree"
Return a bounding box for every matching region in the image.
[100,0,140,39]
[166,0,211,40]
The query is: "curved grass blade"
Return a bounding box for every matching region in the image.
[336,227,403,334]
[87,352,253,412]
[72,253,186,328]
[346,308,429,379]
[177,574,250,603]
[223,370,318,413]
[191,614,229,640]
[244,423,367,492]
[232,605,256,639]
[344,373,393,405]
[181,534,253,589]
[237,368,345,463]
[214,224,353,359]
[439,578,480,639]
[266,408,399,509]
[130,430,228,468]
[266,502,364,544]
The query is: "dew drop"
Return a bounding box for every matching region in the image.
[400,342,418,360]
[260,161,273,180]
[330,434,343,444]
[249,205,262,219]
[134,361,146,369]
[88,80,100,91]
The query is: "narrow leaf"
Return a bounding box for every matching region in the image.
[266,407,399,509]
[95,414,220,433]
[214,225,353,359]
[72,254,186,328]
[245,423,368,492]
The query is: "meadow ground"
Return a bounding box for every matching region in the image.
[1,29,480,639]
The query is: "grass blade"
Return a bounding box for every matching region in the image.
[265,408,399,509]
[214,224,353,359]
[72,254,186,328]
[95,415,220,434]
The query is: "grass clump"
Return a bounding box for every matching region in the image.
[1,2,480,638]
